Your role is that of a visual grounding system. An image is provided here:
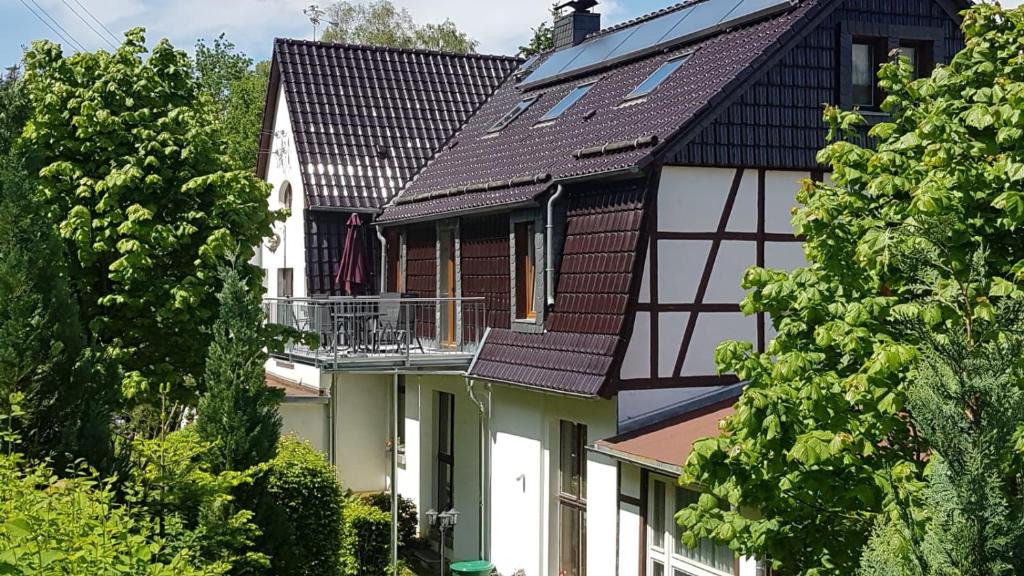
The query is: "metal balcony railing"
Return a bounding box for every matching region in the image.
[263,295,487,367]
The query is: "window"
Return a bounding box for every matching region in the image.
[277,268,293,298]
[515,221,537,319]
[538,82,596,123]
[648,478,735,576]
[851,40,877,107]
[624,55,689,101]
[559,420,587,576]
[845,24,939,111]
[435,392,455,547]
[487,96,540,133]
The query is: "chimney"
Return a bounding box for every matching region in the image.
[553,0,600,51]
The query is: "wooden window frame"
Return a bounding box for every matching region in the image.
[646,475,737,576]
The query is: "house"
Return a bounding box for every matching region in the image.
[257,0,966,574]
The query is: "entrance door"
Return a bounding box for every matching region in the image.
[435,391,455,548]
[438,227,456,346]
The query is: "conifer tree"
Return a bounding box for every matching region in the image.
[195,264,283,473]
[0,156,112,470]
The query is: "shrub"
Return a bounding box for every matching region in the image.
[254,435,344,576]
[124,426,266,572]
[365,492,418,549]
[341,500,391,576]
[0,450,225,575]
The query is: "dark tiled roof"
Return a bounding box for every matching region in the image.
[379,0,818,223]
[470,330,620,396]
[468,178,649,397]
[266,39,520,211]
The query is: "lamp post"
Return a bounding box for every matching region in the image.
[426,508,459,576]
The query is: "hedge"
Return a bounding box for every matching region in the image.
[364,492,418,549]
[254,435,344,576]
[341,500,391,576]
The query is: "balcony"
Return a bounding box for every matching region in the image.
[263,295,488,371]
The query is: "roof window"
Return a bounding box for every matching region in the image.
[623,55,689,102]
[487,96,541,133]
[537,82,596,124]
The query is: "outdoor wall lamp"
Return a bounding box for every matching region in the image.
[426,508,459,576]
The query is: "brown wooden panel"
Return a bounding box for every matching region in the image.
[461,215,511,333]
[305,211,376,296]
[405,224,437,338]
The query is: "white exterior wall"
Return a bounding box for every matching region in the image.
[334,373,391,493]
[280,402,329,454]
[261,83,307,299]
[393,374,617,576]
[621,166,810,392]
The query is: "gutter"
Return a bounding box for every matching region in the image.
[588,442,682,477]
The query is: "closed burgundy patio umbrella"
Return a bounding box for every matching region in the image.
[335,213,368,295]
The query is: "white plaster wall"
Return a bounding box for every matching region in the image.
[397,378,422,529]
[280,403,328,455]
[619,465,642,575]
[261,83,307,299]
[264,358,327,392]
[490,386,617,576]
[396,375,617,576]
[621,166,810,382]
[405,375,483,564]
[334,372,391,493]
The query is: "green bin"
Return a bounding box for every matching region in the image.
[449,560,494,576]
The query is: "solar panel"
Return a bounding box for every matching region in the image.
[519,0,795,89]
[658,0,743,47]
[557,26,636,72]
[603,6,695,62]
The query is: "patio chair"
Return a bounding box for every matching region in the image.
[372,293,423,354]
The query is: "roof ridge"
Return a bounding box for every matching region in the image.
[272,37,522,61]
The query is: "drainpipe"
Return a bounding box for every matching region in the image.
[376,225,388,293]
[328,374,337,465]
[545,184,566,307]
[391,371,399,573]
[467,378,490,560]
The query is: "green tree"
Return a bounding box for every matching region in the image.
[518,20,553,58]
[125,426,267,573]
[0,156,112,470]
[194,35,270,171]
[0,66,29,158]
[20,30,280,408]
[195,264,283,474]
[859,312,1024,576]
[678,4,1024,574]
[321,1,478,53]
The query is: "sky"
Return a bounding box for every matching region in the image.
[3,0,1022,71]
[0,0,678,68]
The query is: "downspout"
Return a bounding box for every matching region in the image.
[545,184,566,307]
[390,371,399,573]
[375,225,388,293]
[328,374,337,465]
[467,378,490,560]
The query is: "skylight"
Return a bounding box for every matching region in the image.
[623,55,689,101]
[487,96,540,133]
[537,82,597,123]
